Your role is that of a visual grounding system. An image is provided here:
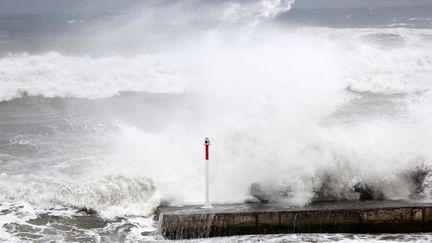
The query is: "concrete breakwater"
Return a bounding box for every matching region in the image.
[157,201,432,240]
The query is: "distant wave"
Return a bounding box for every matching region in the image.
[0,52,190,101]
[1,28,431,102]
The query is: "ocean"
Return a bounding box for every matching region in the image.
[1,0,432,241]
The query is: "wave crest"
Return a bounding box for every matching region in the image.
[0,52,189,101]
[0,174,160,218]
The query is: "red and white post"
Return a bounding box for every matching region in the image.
[202,137,213,209]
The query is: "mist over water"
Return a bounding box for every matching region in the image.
[1,0,432,241]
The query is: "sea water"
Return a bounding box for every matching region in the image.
[1,0,432,241]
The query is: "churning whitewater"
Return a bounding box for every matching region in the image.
[1,0,432,241]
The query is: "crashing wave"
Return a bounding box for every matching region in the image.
[0,175,160,218]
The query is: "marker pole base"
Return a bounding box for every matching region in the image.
[202,154,212,209]
[202,203,213,209]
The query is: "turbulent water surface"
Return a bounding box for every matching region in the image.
[1,0,432,242]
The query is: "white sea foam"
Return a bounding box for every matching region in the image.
[181,233,432,242]
[0,203,39,242]
[223,0,295,23]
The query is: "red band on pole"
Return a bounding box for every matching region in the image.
[205,144,209,160]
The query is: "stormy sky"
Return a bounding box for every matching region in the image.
[0,0,431,14]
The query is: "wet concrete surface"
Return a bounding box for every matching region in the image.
[158,200,432,240]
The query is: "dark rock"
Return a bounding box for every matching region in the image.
[410,166,431,197]
[313,175,359,202]
[0,209,11,215]
[354,183,384,201]
[77,208,98,215]
[250,183,270,203]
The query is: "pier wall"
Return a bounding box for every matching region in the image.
[158,201,432,240]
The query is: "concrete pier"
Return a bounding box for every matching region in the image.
[157,201,432,240]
